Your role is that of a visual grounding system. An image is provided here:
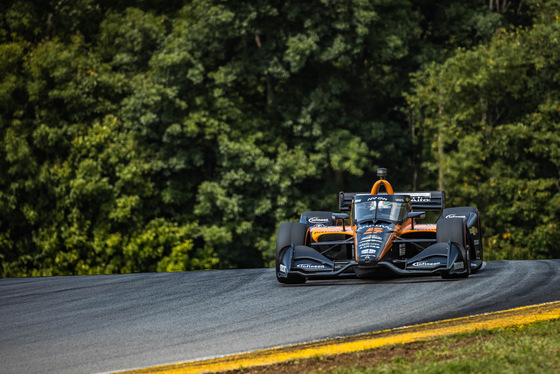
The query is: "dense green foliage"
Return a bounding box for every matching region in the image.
[0,0,557,277]
[407,1,560,260]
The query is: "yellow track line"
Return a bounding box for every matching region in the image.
[118,300,560,374]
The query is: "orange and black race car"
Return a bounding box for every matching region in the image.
[275,168,483,284]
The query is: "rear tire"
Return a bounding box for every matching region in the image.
[276,222,308,284]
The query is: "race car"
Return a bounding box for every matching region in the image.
[275,168,483,284]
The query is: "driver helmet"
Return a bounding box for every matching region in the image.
[356,201,375,217]
[379,201,393,215]
[356,202,367,216]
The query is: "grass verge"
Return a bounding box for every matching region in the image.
[225,319,560,374]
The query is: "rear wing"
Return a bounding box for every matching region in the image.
[403,191,446,211]
[339,190,445,212]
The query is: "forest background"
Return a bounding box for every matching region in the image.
[1,0,559,277]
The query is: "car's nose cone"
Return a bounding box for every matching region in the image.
[356,232,389,263]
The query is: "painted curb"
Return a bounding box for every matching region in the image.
[117,300,560,374]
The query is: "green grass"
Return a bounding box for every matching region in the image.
[321,319,560,374]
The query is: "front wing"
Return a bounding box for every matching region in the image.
[277,239,470,280]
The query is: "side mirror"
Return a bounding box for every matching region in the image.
[333,213,349,220]
[333,213,349,230]
[408,211,426,220]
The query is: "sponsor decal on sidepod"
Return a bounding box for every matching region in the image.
[445,214,467,219]
[309,217,330,223]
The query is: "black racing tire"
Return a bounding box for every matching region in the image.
[437,218,471,279]
[441,207,478,220]
[437,217,467,245]
[275,222,308,284]
[442,206,483,271]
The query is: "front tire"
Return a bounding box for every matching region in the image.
[442,206,483,272]
[275,222,308,284]
[437,218,471,279]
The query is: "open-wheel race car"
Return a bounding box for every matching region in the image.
[275,168,483,284]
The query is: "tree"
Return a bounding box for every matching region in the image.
[1,0,535,277]
[407,0,560,259]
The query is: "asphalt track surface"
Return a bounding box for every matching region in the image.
[1,260,560,374]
